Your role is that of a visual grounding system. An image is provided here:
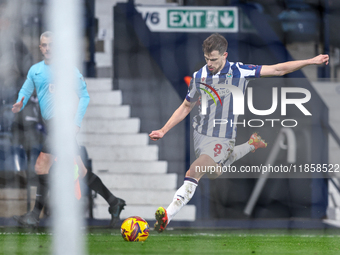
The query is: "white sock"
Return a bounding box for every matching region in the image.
[223,142,253,166]
[166,177,198,224]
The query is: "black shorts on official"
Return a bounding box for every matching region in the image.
[41,119,80,155]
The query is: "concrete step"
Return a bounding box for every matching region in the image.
[86,145,159,161]
[0,188,37,217]
[89,91,122,106]
[78,133,148,146]
[81,118,140,134]
[85,105,130,119]
[85,78,112,91]
[93,161,168,174]
[94,173,177,190]
[95,190,174,205]
[82,77,196,222]
[93,204,196,221]
[327,207,340,221]
[0,187,36,200]
[327,207,336,220]
[0,200,36,217]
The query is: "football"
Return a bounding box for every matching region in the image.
[121,216,150,242]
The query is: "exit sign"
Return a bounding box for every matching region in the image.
[136,6,238,33]
[168,10,235,30]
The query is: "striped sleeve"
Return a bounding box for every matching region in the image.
[185,73,200,102]
[238,63,262,79]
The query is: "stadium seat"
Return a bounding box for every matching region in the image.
[0,104,15,134]
[0,143,28,183]
[278,1,319,43]
[284,0,312,10]
[11,145,28,172]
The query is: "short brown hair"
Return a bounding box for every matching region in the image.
[202,33,228,55]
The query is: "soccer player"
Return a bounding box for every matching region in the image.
[11,31,125,228]
[149,33,329,232]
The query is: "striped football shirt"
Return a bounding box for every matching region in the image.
[186,60,262,139]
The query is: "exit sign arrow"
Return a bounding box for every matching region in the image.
[219,12,233,27]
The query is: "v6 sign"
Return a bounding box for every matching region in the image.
[136,6,238,33]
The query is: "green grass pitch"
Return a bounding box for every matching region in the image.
[0,228,340,254]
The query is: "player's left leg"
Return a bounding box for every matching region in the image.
[155,154,215,233]
[221,132,267,167]
[76,156,126,227]
[155,130,235,232]
[167,154,215,221]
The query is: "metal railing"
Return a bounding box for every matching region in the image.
[244,128,297,216]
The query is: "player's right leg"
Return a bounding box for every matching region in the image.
[13,152,54,227]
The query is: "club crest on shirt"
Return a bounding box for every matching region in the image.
[201,77,206,82]
[49,83,55,93]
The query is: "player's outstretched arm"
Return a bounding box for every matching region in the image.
[260,54,329,77]
[12,97,25,113]
[149,99,195,141]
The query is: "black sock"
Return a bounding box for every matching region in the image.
[84,171,118,206]
[32,174,49,219]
